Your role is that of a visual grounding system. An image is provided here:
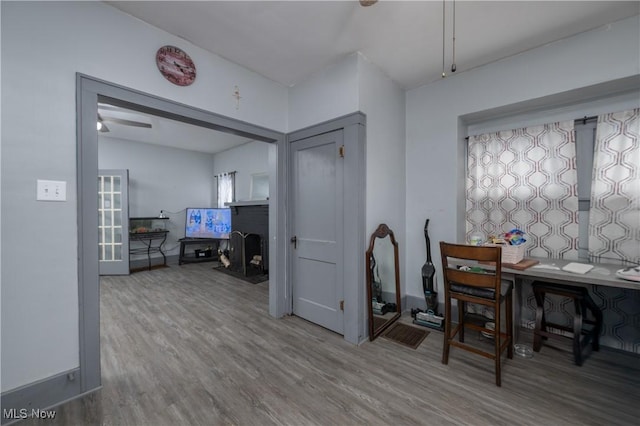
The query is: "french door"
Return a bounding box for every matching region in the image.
[98,169,129,275]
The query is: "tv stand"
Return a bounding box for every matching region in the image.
[178,238,222,265]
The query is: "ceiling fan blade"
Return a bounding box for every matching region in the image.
[97,104,126,112]
[101,117,152,128]
[97,113,109,132]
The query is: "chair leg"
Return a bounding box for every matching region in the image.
[533,289,545,352]
[506,291,513,359]
[494,300,501,387]
[584,294,602,351]
[573,298,584,366]
[442,294,452,365]
[458,300,465,343]
[593,306,602,352]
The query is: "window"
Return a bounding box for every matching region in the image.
[216,172,235,208]
[588,108,640,265]
[574,119,597,260]
[466,108,640,264]
[466,120,579,260]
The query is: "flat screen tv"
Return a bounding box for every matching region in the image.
[185,208,231,239]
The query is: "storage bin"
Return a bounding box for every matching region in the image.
[500,244,525,264]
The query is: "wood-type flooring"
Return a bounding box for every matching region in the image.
[21,263,640,425]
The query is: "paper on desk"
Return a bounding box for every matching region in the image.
[562,262,594,274]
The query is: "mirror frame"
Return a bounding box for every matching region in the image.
[366,223,402,341]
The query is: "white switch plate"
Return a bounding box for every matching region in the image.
[37,179,67,201]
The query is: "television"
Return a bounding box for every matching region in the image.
[185,208,232,239]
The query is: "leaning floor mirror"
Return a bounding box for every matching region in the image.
[366,223,402,340]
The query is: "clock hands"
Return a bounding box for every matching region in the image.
[173,61,193,74]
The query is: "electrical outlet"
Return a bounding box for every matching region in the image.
[37,179,67,201]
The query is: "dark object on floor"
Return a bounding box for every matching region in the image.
[411,309,445,331]
[213,266,268,284]
[440,242,513,387]
[532,281,603,366]
[382,323,429,349]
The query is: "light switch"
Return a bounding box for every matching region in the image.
[37,179,67,201]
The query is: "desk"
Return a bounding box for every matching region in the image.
[504,258,638,349]
[129,231,169,270]
[457,257,639,353]
[504,257,636,290]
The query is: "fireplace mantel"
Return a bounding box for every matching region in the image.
[225,200,268,207]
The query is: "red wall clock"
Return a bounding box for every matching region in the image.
[155,45,196,86]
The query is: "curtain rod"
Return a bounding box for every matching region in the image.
[578,115,598,124]
[214,171,237,178]
[464,115,600,140]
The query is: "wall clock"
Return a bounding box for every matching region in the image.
[155,45,196,86]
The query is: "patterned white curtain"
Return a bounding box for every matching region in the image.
[467,121,579,259]
[589,108,640,265]
[216,172,235,208]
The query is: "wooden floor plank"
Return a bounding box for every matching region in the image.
[21,263,640,425]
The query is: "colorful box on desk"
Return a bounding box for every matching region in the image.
[485,243,525,264]
[500,244,525,264]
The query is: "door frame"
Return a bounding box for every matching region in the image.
[76,74,287,395]
[287,113,366,344]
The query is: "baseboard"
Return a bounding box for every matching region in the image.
[404,294,446,316]
[1,368,98,425]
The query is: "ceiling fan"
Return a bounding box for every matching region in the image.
[359,0,378,6]
[97,104,153,133]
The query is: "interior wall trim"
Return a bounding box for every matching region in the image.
[0,368,85,425]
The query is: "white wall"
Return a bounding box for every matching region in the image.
[99,138,215,257]
[405,15,640,305]
[212,141,270,203]
[287,52,406,341]
[1,1,287,392]
[288,53,359,132]
[357,54,406,293]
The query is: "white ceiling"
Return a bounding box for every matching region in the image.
[97,104,255,154]
[106,0,640,89]
[100,1,639,153]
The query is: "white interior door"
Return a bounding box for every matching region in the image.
[290,130,344,334]
[98,169,129,275]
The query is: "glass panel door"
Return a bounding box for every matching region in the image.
[99,169,129,275]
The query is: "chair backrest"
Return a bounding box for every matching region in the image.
[439,242,502,295]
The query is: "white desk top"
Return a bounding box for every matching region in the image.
[503,257,638,291]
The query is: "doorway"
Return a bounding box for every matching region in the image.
[77,74,287,395]
[287,113,367,344]
[290,129,345,334]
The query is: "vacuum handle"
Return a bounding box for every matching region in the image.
[424,219,432,264]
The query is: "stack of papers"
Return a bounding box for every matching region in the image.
[562,262,594,274]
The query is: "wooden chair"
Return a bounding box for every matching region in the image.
[532,281,602,366]
[439,242,513,386]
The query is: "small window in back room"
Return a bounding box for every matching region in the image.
[216,171,236,208]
